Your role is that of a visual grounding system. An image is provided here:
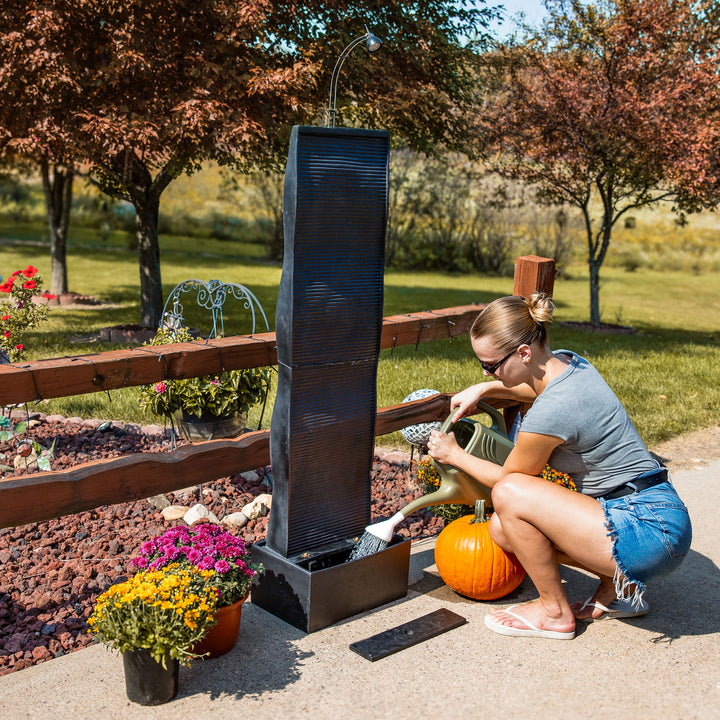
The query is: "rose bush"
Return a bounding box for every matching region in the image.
[0,265,54,362]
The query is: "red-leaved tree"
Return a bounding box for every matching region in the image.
[0,0,499,326]
[478,0,720,326]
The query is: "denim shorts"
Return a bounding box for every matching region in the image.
[599,481,692,595]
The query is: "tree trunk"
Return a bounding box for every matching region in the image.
[114,152,165,329]
[589,258,601,327]
[133,194,163,328]
[40,159,74,296]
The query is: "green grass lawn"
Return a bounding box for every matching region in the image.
[0,235,717,448]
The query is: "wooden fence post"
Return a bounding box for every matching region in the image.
[504,255,556,432]
[512,255,556,298]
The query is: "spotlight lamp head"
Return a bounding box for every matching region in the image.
[326,26,383,127]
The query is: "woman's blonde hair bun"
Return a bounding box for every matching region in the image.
[526,293,555,325]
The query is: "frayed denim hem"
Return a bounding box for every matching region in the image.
[601,505,647,610]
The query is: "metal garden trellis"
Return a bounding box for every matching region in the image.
[160,278,270,339]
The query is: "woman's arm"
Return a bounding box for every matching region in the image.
[428,429,563,489]
[450,380,538,422]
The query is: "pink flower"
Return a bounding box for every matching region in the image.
[163,546,181,561]
[198,556,216,570]
[214,559,231,574]
[154,382,167,393]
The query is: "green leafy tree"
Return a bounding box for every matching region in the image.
[478,0,720,326]
[0,0,499,327]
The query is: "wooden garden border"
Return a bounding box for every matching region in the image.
[0,255,554,529]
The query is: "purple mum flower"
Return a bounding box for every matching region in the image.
[198,556,216,571]
[214,559,231,574]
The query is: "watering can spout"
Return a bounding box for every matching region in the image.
[364,511,406,543]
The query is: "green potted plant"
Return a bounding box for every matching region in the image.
[132,524,263,658]
[138,327,271,441]
[87,564,219,705]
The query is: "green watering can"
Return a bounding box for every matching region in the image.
[365,401,515,542]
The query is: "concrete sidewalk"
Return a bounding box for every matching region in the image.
[2,460,719,720]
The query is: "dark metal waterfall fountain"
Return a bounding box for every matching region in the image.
[251,125,411,632]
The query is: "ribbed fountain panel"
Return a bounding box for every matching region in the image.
[267,126,389,558]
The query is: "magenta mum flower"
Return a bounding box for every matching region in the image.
[154,381,167,393]
[214,559,231,574]
[198,556,216,570]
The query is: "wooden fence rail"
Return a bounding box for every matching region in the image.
[0,306,483,407]
[0,255,555,530]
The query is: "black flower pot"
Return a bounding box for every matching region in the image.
[122,649,179,706]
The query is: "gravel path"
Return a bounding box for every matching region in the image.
[0,415,436,676]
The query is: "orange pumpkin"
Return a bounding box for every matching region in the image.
[434,500,526,600]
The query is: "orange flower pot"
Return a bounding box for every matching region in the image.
[191,593,249,659]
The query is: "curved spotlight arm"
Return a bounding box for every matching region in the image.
[326,28,382,127]
[327,33,371,127]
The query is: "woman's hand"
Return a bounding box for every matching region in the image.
[449,384,486,422]
[427,429,461,466]
[450,380,539,422]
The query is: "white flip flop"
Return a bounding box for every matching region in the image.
[485,605,575,640]
[577,596,649,622]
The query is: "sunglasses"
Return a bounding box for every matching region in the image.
[479,347,517,375]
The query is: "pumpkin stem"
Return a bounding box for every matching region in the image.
[470,499,486,524]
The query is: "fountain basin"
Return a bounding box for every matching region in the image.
[251,535,410,633]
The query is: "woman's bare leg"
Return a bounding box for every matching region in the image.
[486,473,618,633]
[555,552,621,619]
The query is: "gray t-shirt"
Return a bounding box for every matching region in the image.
[519,350,658,497]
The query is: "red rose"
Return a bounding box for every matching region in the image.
[4,331,10,338]
[22,280,36,290]
[14,344,23,352]
[22,265,37,278]
[1,315,10,321]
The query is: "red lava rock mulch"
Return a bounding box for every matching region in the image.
[0,415,438,676]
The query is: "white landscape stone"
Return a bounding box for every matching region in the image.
[183,503,220,526]
[221,512,250,528]
[241,493,273,520]
[161,505,189,521]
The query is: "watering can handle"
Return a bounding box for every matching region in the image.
[439,400,508,438]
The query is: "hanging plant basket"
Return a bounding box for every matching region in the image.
[175,410,247,442]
